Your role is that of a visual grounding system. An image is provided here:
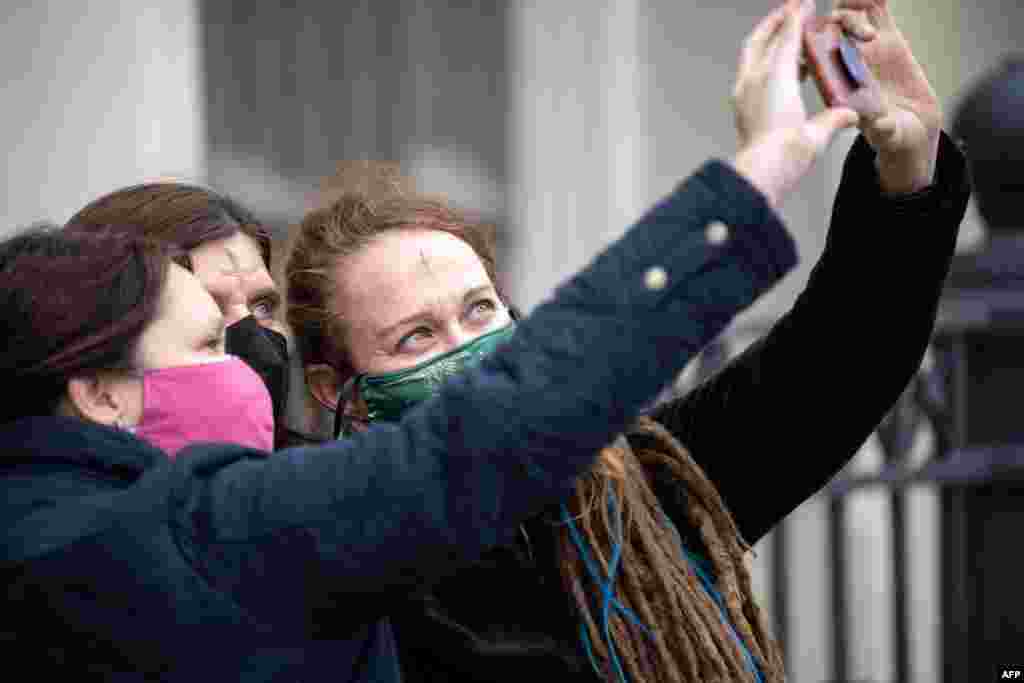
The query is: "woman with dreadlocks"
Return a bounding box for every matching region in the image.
[284,1,968,681]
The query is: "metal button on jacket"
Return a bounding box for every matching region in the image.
[644,266,668,291]
[705,221,730,245]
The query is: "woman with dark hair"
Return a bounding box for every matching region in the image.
[64,183,296,447]
[0,228,275,452]
[0,227,173,425]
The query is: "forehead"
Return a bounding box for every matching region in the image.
[190,231,265,274]
[331,228,491,325]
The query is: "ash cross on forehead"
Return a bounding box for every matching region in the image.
[419,248,436,276]
[418,247,447,305]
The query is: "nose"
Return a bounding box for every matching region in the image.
[442,322,479,352]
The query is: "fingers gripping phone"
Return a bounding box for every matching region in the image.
[802,17,884,118]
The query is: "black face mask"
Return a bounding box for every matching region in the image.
[226,316,291,447]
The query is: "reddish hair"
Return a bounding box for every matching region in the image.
[285,193,501,380]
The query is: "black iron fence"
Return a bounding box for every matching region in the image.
[677,284,1024,683]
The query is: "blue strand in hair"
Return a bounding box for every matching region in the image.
[560,488,654,683]
[681,545,764,683]
[661,510,765,683]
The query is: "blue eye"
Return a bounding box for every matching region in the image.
[251,300,273,319]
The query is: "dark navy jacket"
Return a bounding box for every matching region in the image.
[1,157,798,680]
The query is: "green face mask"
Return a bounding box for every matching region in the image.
[336,322,516,437]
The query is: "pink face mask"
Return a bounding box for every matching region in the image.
[133,355,275,457]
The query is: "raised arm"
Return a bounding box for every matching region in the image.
[652,0,971,545]
[652,132,968,545]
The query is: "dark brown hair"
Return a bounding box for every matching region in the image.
[65,183,272,270]
[0,225,170,422]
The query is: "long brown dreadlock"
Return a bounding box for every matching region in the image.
[557,416,786,683]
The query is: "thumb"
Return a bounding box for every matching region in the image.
[803,107,860,150]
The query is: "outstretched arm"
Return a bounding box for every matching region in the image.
[162,0,858,627]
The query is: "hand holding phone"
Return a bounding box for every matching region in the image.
[802,16,884,118]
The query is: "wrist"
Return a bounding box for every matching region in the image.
[730,146,783,209]
[874,132,940,195]
[730,133,811,209]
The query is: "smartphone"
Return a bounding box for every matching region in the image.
[802,17,883,117]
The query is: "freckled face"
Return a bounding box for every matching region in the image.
[329,228,510,375]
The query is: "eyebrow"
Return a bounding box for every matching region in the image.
[375,284,496,341]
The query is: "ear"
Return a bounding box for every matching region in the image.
[305,363,345,412]
[65,371,139,427]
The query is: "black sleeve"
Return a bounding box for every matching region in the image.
[651,132,971,545]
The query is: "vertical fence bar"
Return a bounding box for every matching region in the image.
[828,496,849,683]
[877,388,915,683]
[891,488,910,683]
[941,335,969,683]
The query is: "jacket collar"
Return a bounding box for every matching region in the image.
[0,415,165,476]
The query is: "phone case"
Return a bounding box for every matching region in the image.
[802,16,883,117]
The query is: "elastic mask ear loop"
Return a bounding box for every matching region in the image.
[117,365,145,435]
[334,375,365,439]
